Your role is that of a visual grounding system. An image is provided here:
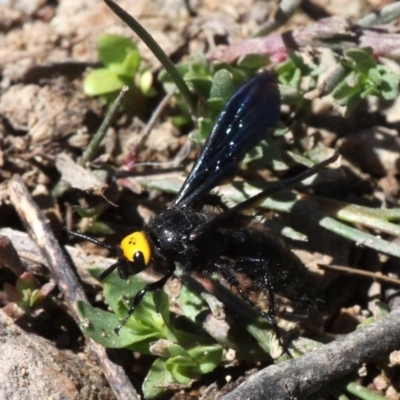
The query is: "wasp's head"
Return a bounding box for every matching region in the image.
[116,231,152,277]
[68,230,153,281]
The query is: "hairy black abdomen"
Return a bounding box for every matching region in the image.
[223,227,319,308]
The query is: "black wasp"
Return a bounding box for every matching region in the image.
[70,71,338,334]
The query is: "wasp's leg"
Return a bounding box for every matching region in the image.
[216,260,276,324]
[115,267,175,334]
[216,262,274,323]
[234,256,281,321]
[216,260,288,354]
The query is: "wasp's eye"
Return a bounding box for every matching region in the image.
[120,232,151,265]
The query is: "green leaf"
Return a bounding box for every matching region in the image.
[192,118,213,144]
[247,139,288,171]
[236,53,270,69]
[171,114,191,127]
[286,66,302,87]
[158,64,190,86]
[276,52,307,87]
[188,344,223,374]
[163,344,223,384]
[345,48,376,74]
[101,271,175,339]
[209,69,235,103]
[211,63,254,84]
[121,293,164,334]
[360,86,378,99]
[78,271,174,352]
[340,378,388,400]
[165,355,195,384]
[367,68,382,86]
[176,284,207,321]
[77,300,158,351]
[83,69,126,95]
[84,220,120,235]
[119,50,141,77]
[344,93,362,116]
[276,51,320,91]
[100,269,145,313]
[97,34,138,68]
[331,75,359,104]
[185,74,212,97]
[29,289,42,307]
[188,50,209,72]
[379,68,400,100]
[242,144,264,165]
[143,358,174,399]
[139,69,156,95]
[205,97,226,116]
[153,290,171,327]
[273,122,290,137]
[168,343,191,358]
[72,204,102,218]
[279,84,302,104]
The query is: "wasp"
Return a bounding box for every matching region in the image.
[70,71,338,335]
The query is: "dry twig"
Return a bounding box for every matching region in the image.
[8,175,139,400]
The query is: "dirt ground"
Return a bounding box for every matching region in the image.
[1,0,400,399]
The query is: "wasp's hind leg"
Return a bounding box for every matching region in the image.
[215,262,287,354]
[216,264,274,322]
[115,267,175,334]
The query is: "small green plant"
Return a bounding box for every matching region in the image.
[332,48,400,115]
[78,268,227,398]
[276,51,322,88]
[83,34,155,109]
[78,265,280,398]
[158,52,261,128]
[3,272,54,317]
[275,48,400,117]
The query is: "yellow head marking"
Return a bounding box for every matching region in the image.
[120,232,151,265]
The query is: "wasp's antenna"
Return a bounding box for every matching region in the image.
[68,231,120,255]
[69,231,123,280]
[99,262,120,280]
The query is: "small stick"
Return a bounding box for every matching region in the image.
[220,305,400,399]
[8,175,139,400]
[139,90,174,148]
[319,263,400,286]
[81,85,129,164]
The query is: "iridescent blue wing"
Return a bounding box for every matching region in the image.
[172,71,281,208]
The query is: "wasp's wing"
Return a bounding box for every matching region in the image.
[172,71,281,208]
[189,153,339,240]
